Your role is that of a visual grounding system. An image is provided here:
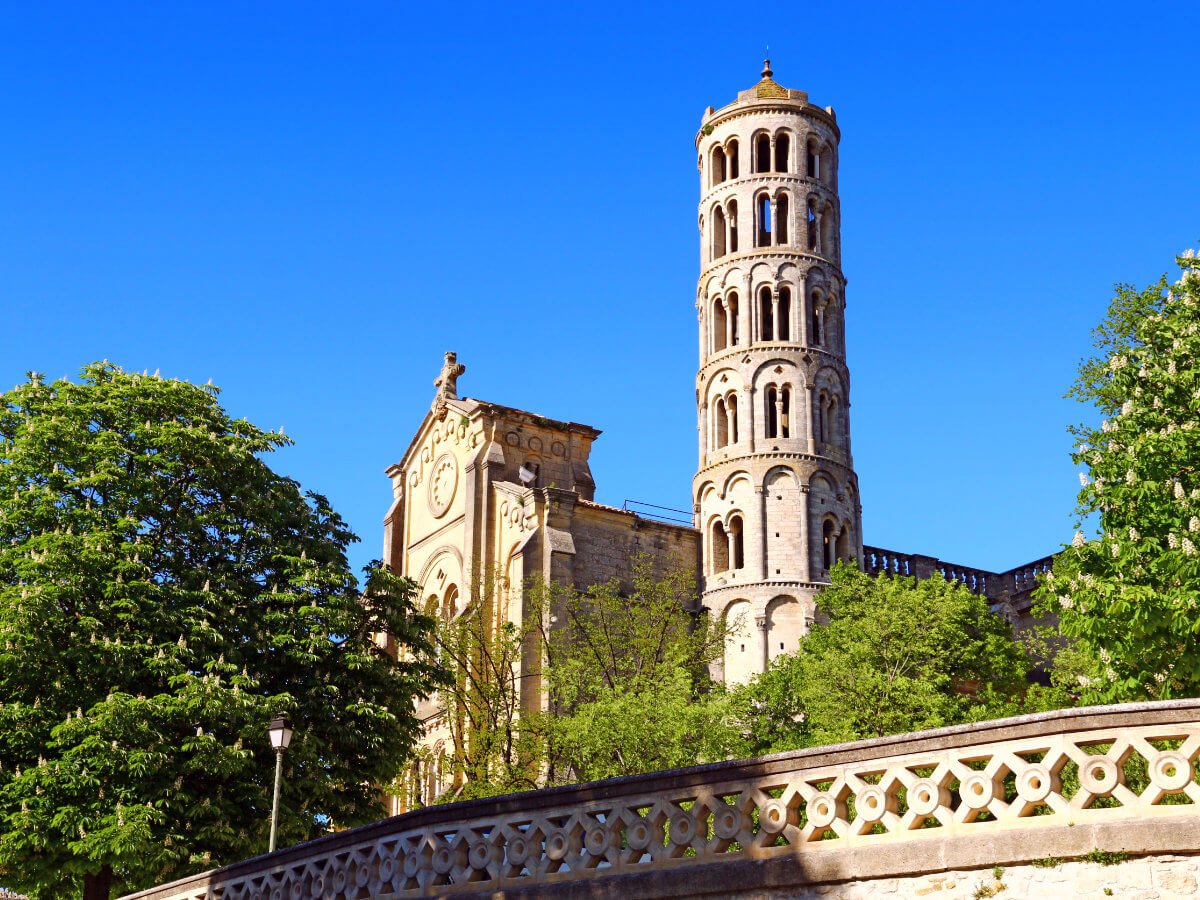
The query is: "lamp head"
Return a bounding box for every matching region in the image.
[268,714,294,751]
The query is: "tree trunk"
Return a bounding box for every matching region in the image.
[82,865,114,900]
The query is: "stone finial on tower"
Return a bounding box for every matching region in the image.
[761,58,773,79]
[433,351,466,408]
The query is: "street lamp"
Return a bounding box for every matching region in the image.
[267,714,294,853]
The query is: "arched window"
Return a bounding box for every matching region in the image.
[756,193,772,247]
[712,520,729,571]
[728,139,739,179]
[816,391,828,443]
[759,286,774,340]
[822,519,835,571]
[807,138,820,179]
[807,199,818,251]
[727,393,739,443]
[827,395,840,444]
[778,287,791,340]
[776,193,789,245]
[821,206,835,258]
[775,133,790,172]
[713,206,726,260]
[729,514,745,570]
[765,385,778,438]
[811,300,823,347]
[727,292,739,346]
[755,134,770,173]
[442,585,459,622]
[712,146,727,187]
[780,385,791,438]
[727,200,738,252]
[712,299,727,352]
[836,523,850,563]
[715,396,728,447]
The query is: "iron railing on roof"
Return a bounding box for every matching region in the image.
[622,499,694,526]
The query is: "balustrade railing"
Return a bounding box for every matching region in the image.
[125,701,1200,900]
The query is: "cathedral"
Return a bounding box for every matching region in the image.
[381,64,1050,804]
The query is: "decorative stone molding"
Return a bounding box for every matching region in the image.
[122,701,1200,900]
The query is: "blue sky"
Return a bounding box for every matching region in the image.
[2,2,1196,577]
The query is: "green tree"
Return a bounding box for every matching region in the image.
[0,364,445,900]
[533,559,738,783]
[734,564,1046,754]
[1039,248,1200,703]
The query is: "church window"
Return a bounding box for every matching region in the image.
[727,200,738,252]
[442,585,459,622]
[712,299,727,352]
[727,393,739,443]
[727,139,739,178]
[811,302,823,347]
[778,287,791,340]
[765,385,779,438]
[715,396,728,447]
[780,385,791,438]
[756,193,772,248]
[759,286,774,340]
[775,132,790,172]
[822,519,835,570]
[712,520,729,571]
[776,193,789,244]
[712,145,727,187]
[755,134,770,173]
[729,514,745,570]
[836,523,851,563]
[727,291,739,346]
[807,138,820,179]
[821,206,836,257]
[807,199,818,251]
[712,205,726,260]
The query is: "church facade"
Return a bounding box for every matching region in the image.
[381,66,1051,807]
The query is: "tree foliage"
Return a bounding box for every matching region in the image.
[533,559,738,783]
[0,364,445,899]
[1040,249,1200,702]
[733,564,1046,754]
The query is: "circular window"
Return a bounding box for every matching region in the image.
[427,454,458,518]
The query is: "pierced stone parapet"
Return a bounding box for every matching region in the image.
[122,701,1200,900]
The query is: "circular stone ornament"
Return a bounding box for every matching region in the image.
[668,813,696,845]
[1016,764,1053,803]
[807,793,838,829]
[960,773,994,810]
[907,778,941,817]
[856,786,887,823]
[626,820,652,850]
[713,806,743,840]
[584,826,609,856]
[1150,751,1192,792]
[1080,757,1120,795]
[759,799,790,834]
[545,831,569,861]
[427,453,458,517]
[507,836,531,865]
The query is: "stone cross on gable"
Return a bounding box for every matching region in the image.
[433,351,466,407]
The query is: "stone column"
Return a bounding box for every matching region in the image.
[800,487,811,582]
[756,613,770,672]
[806,385,816,454]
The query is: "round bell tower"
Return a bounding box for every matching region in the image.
[693,62,862,683]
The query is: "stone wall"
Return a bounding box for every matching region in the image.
[730,854,1200,898]
[571,501,701,594]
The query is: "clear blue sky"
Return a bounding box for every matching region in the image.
[2,2,1196,576]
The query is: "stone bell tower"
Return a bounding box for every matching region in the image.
[693,62,862,683]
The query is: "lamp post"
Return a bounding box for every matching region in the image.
[267,714,294,853]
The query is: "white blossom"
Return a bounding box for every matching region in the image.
[1129,527,1140,541]
[1110,354,1128,371]
[1073,531,1087,548]
[1138,365,1148,379]
[1077,675,1093,688]
[1155,672,1167,684]
[1179,482,1189,500]
[1126,468,1138,484]
[1079,472,1089,487]
[1102,419,1112,433]
[1110,542,1120,558]
[1185,538,1197,557]
[1099,647,1112,663]
[1168,360,1177,376]
[1190,516,1199,533]
[1106,666,1118,682]
[1059,594,1075,609]
[1122,400,1134,415]
[1154,396,1164,408]
[1184,248,1197,259]
[1169,533,1180,549]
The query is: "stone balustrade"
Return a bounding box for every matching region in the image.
[125,701,1200,899]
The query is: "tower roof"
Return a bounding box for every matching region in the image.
[751,59,789,99]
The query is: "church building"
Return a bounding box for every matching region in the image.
[381,64,1050,806]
